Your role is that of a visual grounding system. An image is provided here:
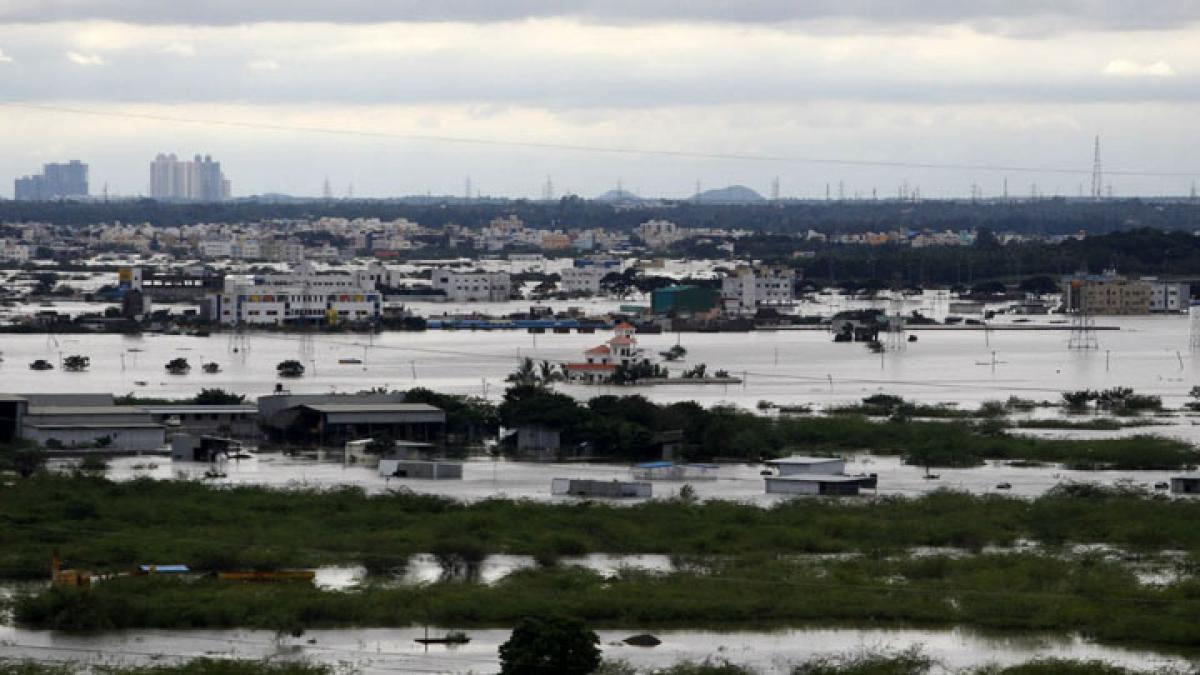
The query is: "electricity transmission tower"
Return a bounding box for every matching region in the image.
[1067,279,1098,350]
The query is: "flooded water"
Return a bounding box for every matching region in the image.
[0,315,1193,412]
[313,553,677,589]
[97,451,1195,502]
[0,625,1193,673]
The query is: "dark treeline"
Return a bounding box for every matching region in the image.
[3,196,1199,236]
[722,228,1200,286]
[496,385,1196,468]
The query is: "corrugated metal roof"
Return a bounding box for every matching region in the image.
[766,475,863,483]
[764,456,843,465]
[302,403,442,413]
[141,405,257,414]
[26,406,149,415]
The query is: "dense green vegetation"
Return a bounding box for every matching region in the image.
[114,388,247,406]
[600,653,1165,675]
[0,440,46,478]
[0,661,331,675]
[2,197,1194,237]
[498,386,1197,468]
[13,552,1200,649]
[3,477,1200,579]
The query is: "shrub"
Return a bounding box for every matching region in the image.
[498,615,601,675]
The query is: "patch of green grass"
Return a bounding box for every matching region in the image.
[14,553,1200,650]
[6,477,1200,580]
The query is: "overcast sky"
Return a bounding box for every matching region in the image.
[1,1,1197,199]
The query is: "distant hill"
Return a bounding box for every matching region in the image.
[693,185,766,205]
[594,188,647,204]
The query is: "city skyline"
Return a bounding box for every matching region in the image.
[0,2,1197,198]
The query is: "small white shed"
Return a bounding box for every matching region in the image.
[763,456,845,476]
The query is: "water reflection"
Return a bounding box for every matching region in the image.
[0,625,1192,674]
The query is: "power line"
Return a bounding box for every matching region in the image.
[0,101,1195,178]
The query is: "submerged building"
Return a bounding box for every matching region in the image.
[0,393,164,453]
[205,261,381,326]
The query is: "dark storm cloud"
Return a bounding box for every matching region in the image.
[4,1,1200,32]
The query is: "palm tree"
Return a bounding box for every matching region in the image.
[506,357,538,385]
[538,360,562,384]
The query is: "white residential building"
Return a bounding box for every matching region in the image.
[636,219,684,248]
[0,239,32,262]
[560,266,607,295]
[430,268,511,302]
[199,240,233,258]
[721,266,796,314]
[207,261,381,326]
[1146,279,1190,313]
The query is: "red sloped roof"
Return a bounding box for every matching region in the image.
[608,336,635,346]
[615,322,635,330]
[584,345,611,355]
[565,363,617,371]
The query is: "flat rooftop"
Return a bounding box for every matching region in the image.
[26,406,149,416]
[764,456,843,465]
[301,403,442,414]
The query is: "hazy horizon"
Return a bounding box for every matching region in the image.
[1,1,1198,199]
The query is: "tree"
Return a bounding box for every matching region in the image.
[277,360,306,378]
[973,227,1002,250]
[165,358,190,374]
[62,355,90,372]
[506,357,539,386]
[0,442,46,478]
[1019,275,1059,295]
[600,270,635,298]
[193,388,246,405]
[1062,390,1096,410]
[498,615,601,675]
[538,360,563,384]
[969,281,1007,296]
[404,387,500,442]
[498,385,586,431]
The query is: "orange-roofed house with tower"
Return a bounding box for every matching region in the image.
[565,323,650,383]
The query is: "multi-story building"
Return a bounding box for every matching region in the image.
[1062,270,1152,315]
[150,154,230,201]
[14,160,88,200]
[205,261,381,326]
[0,239,33,262]
[430,268,511,302]
[1145,279,1190,313]
[721,265,796,314]
[636,219,684,249]
[560,266,607,295]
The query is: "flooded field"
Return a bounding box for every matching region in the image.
[88,451,1195,501]
[0,625,1193,673]
[0,314,1193,411]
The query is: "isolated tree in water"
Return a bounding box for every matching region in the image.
[276,360,306,378]
[498,615,600,675]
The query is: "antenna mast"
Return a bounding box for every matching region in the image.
[1091,135,1103,200]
